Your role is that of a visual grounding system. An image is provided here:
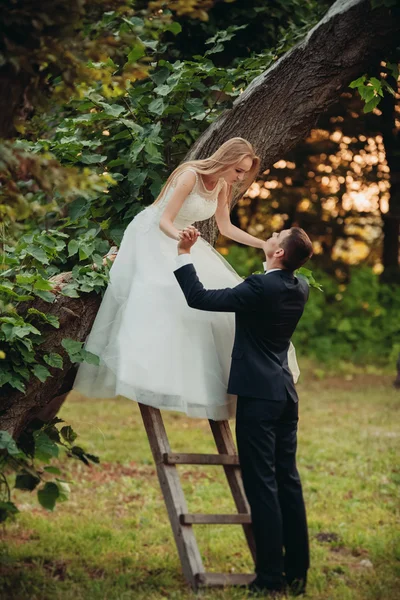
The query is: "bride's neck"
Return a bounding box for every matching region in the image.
[201,173,219,190]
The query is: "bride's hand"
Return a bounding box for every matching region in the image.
[177,226,201,253]
[178,226,200,241]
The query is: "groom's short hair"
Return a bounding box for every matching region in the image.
[280,228,313,271]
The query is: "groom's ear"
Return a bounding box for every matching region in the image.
[274,247,285,259]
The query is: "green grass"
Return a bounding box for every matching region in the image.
[1,366,400,600]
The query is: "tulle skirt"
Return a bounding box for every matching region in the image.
[73,206,299,420]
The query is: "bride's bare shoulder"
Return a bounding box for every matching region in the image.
[173,168,197,189]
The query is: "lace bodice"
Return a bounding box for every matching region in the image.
[155,168,223,229]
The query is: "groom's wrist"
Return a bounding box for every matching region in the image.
[178,248,191,255]
[175,253,193,270]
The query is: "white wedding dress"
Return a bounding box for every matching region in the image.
[73,168,300,420]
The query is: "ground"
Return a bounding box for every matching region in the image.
[1,365,399,600]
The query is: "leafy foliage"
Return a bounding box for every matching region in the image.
[349,63,399,113]
[293,265,400,364]
[0,418,99,523]
[224,246,399,365]
[1,8,318,394]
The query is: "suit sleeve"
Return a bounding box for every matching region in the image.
[174,263,264,312]
[297,274,310,301]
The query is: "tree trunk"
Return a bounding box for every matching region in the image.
[0,274,101,438]
[1,0,399,436]
[380,74,400,282]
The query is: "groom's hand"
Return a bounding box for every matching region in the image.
[178,226,200,254]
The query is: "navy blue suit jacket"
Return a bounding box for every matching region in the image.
[174,263,309,402]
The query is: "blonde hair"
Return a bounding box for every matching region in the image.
[153,137,260,206]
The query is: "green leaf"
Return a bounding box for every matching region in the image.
[33,276,53,291]
[127,44,145,64]
[68,240,79,256]
[145,148,164,165]
[44,466,61,475]
[33,364,52,383]
[108,158,126,168]
[185,98,205,114]
[70,445,91,465]
[154,84,171,96]
[0,501,19,523]
[129,141,145,161]
[349,75,366,88]
[43,353,63,369]
[148,97,165,115]
[82,350,100,366]
[34,290,55,303]
[0,285,33,302]
[12,364,30,381]
[34,431,59,459]
[86,453,100,464]
[16,274,36,285]
[60,285,80,298]
[27,308,59,328]
[0,431,20,456]
[141,38,158,51]
[80,152,107,164]
[68,198,90,221]
[363,95,381,113]
[382,79,397,97]
[127,169,147,188]
[111,129,131,141]
[8,375,26,393]
[95,101,125,118]
[15,471,41,491]
[25,245,49,265]
[150,67,170,87]
[62,338,83,354]
[359,85,376,103]
[60,425,78,443]
[387,62,399,81]
[37,482,59,511]
[296,267,323,292]
[56,480,71,502]
[205,42,224,55]
[165,22,182,35]
[13,324,41,338]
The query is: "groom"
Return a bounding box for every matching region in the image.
[174,226,313,596]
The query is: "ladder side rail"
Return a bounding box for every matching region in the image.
[209,419,257,561]
[139,404,204,588]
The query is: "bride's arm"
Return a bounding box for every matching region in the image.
[159,170,197,240]
[215,183,265,249]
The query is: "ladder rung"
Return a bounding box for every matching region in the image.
[163,452,239,466]
[197,572,255,587]
[180,513,251,525]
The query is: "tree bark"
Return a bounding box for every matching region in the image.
[1,0,399,436]
[380,74,400,282]
[0,274,101,438]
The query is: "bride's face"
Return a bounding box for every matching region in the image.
[221,156,253,185]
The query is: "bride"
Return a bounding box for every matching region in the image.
[73,138,300,420]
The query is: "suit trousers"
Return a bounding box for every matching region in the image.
[235,393,309,588]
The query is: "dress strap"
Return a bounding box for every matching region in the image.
[183,167,199,186]
[170,167,199,189]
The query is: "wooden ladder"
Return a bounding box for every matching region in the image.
[139,404,256,591]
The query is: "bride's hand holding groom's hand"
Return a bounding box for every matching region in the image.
[177,226,201,254]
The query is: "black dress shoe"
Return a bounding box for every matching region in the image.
[240,578,286,597]
[286,576,307,596]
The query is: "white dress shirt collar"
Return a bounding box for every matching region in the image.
[263,261,282,274]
